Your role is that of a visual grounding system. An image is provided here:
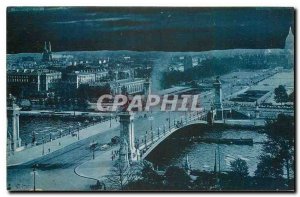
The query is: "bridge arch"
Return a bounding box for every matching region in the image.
[140,121,208,160]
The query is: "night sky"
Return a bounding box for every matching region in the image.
[7,7,294,54]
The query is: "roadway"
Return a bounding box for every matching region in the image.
[8,68,289,191]
[7,109,194,190]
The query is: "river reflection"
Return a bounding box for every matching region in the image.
[146,125,268,176]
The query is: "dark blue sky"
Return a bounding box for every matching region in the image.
[7,7,294,53]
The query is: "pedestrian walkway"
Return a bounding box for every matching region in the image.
[74,113,208,184]
[74,146,119,183]
[7,120,120,166]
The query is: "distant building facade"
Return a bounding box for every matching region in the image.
[7,69,62,97]
[110,78,146,95]
[65,71,96,89]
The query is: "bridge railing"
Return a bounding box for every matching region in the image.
[136,111,207,157]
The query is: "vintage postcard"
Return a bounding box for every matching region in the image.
[6,7,295,191]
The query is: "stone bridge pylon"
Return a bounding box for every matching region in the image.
[7,94,22,153]
[118,111,139,166]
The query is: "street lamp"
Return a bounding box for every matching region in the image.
[151,131,154,143]
[110,114,112,128]
[59,129,63,138]
[32,164,39,191]
[69,126,72,135]
[73,99,76,117]
[89,141,98,160]
[77,122,81,140]
[42,137,45,155]
[185,111,187,124]
[32,131,36,146]
[148,116,154,131]
[168,111,171,130]
[49,132,52,142]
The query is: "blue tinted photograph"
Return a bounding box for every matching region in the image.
[6,7,295,191]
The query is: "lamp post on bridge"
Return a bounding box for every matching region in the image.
[59,129,63,138]
[42,137,45,155]
[77,122,81,140]
[49,132,52,142]
[148,116,154,131]
[32,131,36,146]
[68,125,73,135]
[109,113,113,128]
[168,111,171,130]
[151,131,154,144]
[185,111,187,124]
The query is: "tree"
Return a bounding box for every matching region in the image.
[125,161,164,190]
[255,155,283,178]
[230,158,249,177]
[262,114,295,183]
[105,160,141,190]
[274,85,289,105]
[254,114,295,188]
[141,161,162,184]
[77,84,90,100]
[193,171,217,190]
[164,166,191,190]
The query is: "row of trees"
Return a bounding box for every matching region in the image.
[106,156,290,191]
[161,54,287,88]
[274,85,294,104]
[104,114,294,191]
[255,114,294,185]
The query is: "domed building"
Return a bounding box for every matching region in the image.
[285,27,294,50]
[284,27,294,68]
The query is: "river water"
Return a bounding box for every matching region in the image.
[19,115,104,145]
[146,124,268,176]
[19,116,268,176]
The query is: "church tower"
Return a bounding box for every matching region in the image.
[42,41,53,62]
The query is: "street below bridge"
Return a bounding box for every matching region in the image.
[7,109,200,191]
[7,69,293,191]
